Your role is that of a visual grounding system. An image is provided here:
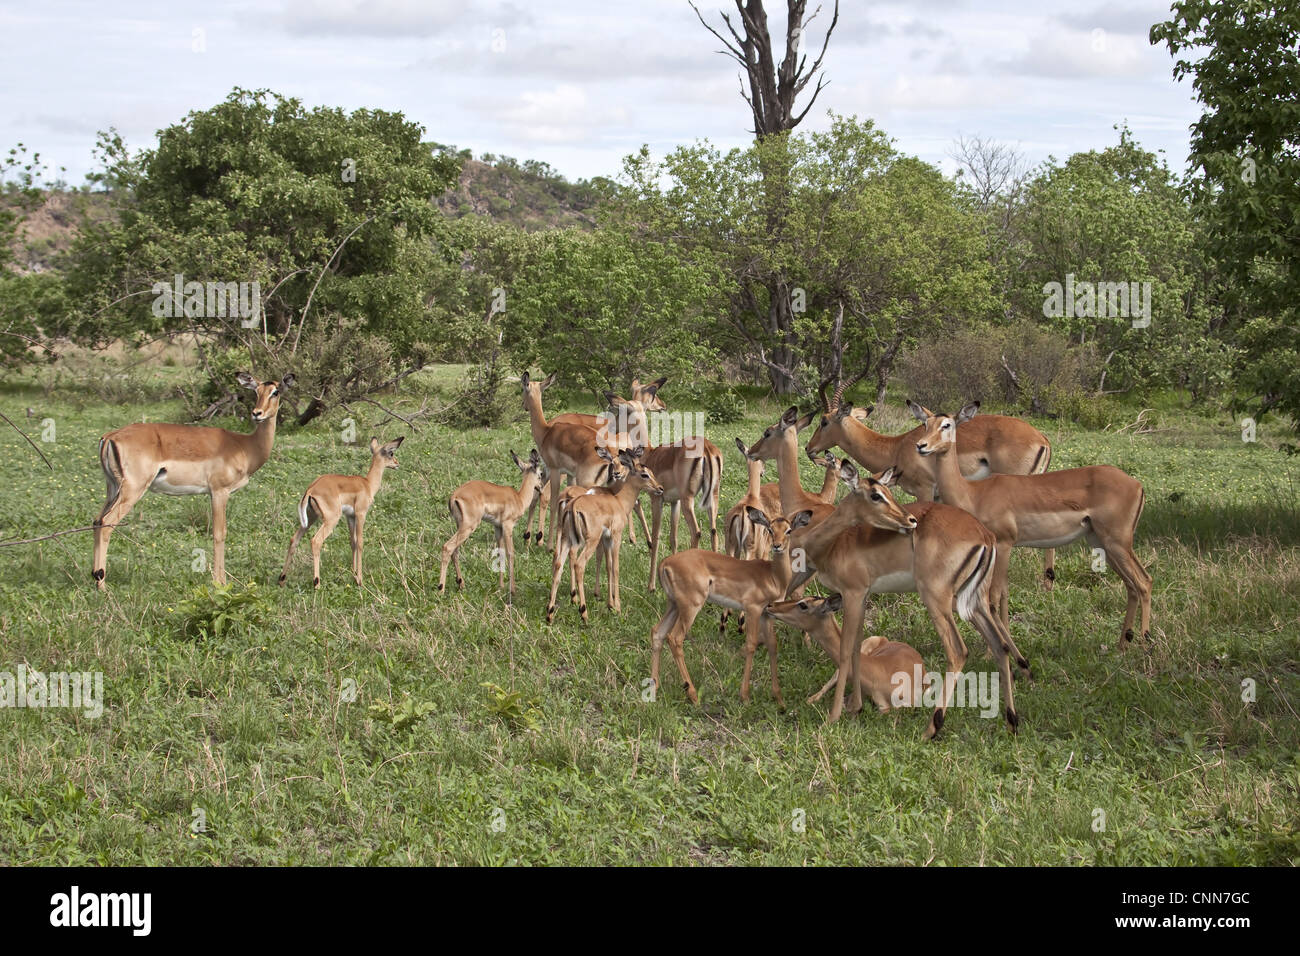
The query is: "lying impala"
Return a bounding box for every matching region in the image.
[278,436,403,587]
[546,447,663,624]
[604,394,723,591]
[439,449,546,600]
[788,461,1029,736]
[806,366,1058,587]
[650,507,813,710]
[908,400,1152,648]
[93,371,295,588]
[762,594,929,710]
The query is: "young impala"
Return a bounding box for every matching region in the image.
[93,371,295,588]
[439,449,546,600]
[908,400,1152,648]
[521,371,624,549]
[806,366,1058,587]
[788,461,1029,736]
[604,394,723,591]
[762,594,930,710]
[746,408,838,534]
[278,436,404,587]
[546,447,663,624]
[649,507,813,710]
[724,438,770,560]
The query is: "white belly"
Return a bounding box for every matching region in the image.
[708,592,745,611]
[1020,531,1084,549]
[869,570,915,594]
[150,472,207,496]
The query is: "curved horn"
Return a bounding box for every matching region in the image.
[831,342,872,411]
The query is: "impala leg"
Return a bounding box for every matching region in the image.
[502,521,518,601]
[1041,548,1056,591]
[279,523,309,585]
[1098,534,1152,645]
[647,497,664,591]
[919,588,971,740]
[668,500,681,553]
[808,671,839,704]
[438,512,474,592]
[827,591,868,723]
[310,513,340,588]
[573,536,601,623]
[494,525,506,591]
[681,496,703,549]
[210,489,230,586]
[990,544,1014,639]
[546,540,570,623]
[92,477,149,589]
[740,609,761,703]
[545,474,563,550]
[349,513,364,586]
[762,612,784,710]
[608,537,622,612]
[705,476,720,552]
[650,601,678,696]
[668,602,702,704]
[633,499,651,546]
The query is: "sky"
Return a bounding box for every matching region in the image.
[0,0,1203,186]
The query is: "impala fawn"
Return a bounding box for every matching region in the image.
[278,436,403,588]
[762,594,930,710]
[650,507,814,709]
[439,449,546,600]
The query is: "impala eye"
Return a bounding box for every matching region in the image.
[871,492,882,502]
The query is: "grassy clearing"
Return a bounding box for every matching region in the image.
[1,366,1297,865]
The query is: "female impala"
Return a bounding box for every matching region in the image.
[788,461,1029,736]
[650,507,813,710]
[278,436,404,588]
[604,394,723,591]
[92,371,294,588]
[521,371,620,549]
[546,448,663,624]
[762,594,930,710]
[908,400,1152,648]
[439,449,546,600]
[745,408,838,533]
[806,367,1057,586]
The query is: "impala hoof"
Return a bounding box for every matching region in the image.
[313,577,320,588]
[278,573,286,586]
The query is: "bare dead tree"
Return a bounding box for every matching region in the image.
[690,1,840,394]
[949,135,1029,211]
[690,0,840,137]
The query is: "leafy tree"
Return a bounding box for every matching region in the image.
[1152,1,1300,434]
[64,88,460,421]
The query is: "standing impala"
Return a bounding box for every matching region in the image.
[746,407,839,534]
[650,507,813,710]
[92,371,295,588]
[806,367,1057,587]
[439,449,546,600]
[604,394,723,591]
[278,436,404,588]
[724,438,770,560]
[521,371,620,549]
[546,448,663,624]
[789,460,1029,735]
[908,400,1152,648]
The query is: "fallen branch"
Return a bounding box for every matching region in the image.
[0,410,52,469]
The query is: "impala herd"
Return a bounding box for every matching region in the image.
[90,365,1152,739]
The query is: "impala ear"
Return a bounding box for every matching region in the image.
[906,399,930,422]
[849,405,869,421]
[789,509,813,530]
[540,372,557,390]
[955,401,980,424]
[529,448,540,466]
[795,410,816,432]
[877,466,899,487]
[596,446,614,461]
[821,593,844,615]
[236,372,259,390]
[839,459,860,489]
[734,437,748,457]
[279,373,296,390]
[745,506,771,529]
[510,449,526,470]
[381,436,405,456]
[369,436,380,453]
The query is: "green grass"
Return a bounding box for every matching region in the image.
[1,367,1298,865]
